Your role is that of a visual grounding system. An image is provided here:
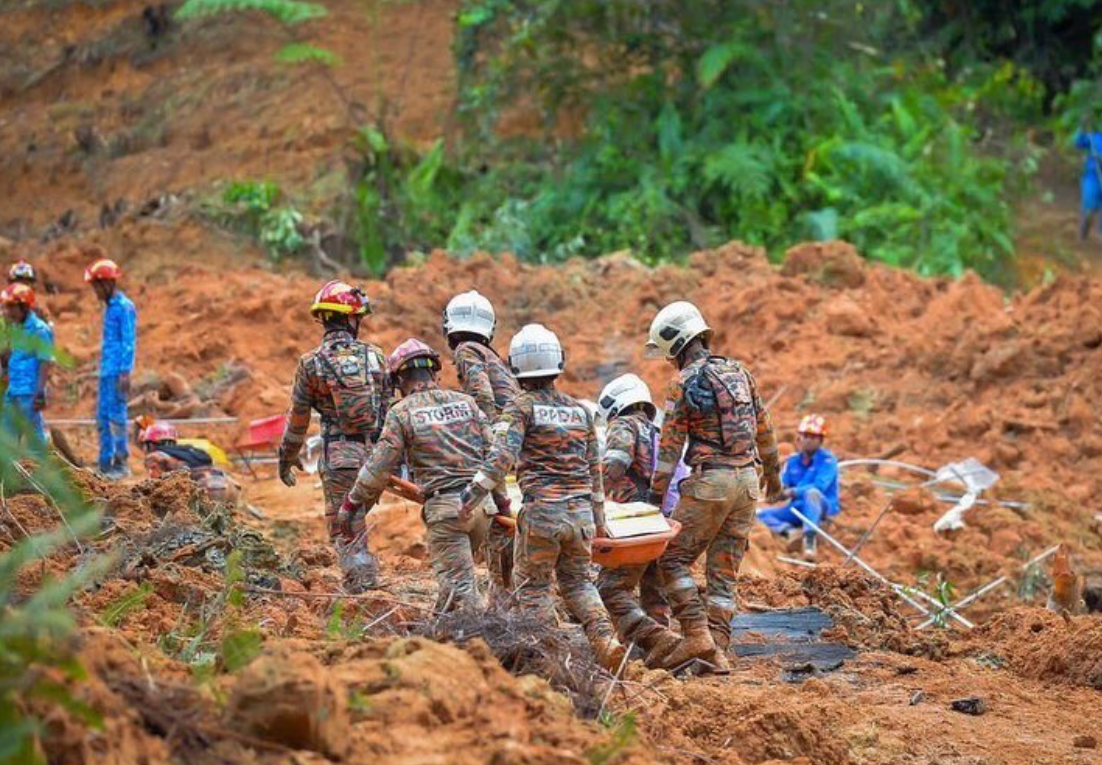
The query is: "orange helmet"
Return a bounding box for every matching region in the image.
[388,338,441,376]
[797,414,827,438]
[0,283,35,308]
[310,280,371,317]
[84,258,122,282]
[139,421,179,444]
[8,260,36,284]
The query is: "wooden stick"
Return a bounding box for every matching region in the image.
[242,585,434,612]
[12,461,84,554]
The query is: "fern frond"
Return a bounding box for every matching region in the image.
[276,43,340,66]
[703,141,772,199]
[175,0,328,26]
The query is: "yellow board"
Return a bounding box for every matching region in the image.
[179,438,231,467]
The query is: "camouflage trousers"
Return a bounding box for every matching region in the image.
[514,498,617,646]
[423,493,490,613]
[483,517,514,601]
[320,440,377,591]
[596,561,669,651]
[657,466,757,648]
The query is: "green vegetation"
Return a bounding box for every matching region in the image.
[0,421,106,765]
[208,180,306,261]
[188,0,1102,280]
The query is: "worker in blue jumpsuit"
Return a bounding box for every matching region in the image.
[1075,127,1102,241]
[756,414,838,560]
[85,257,137,479]
[1,283,53,448]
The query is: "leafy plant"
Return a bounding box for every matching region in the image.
[0,421,108,765]
[213,180,306,261]
[586,712,637,765]
[97,583,153,628]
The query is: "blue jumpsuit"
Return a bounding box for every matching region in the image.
[97,291,137,472]
[757,447,839,544]
[3,312,54,445]
[1075,131,1102,222]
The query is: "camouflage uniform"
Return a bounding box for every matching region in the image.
[469,388,619,656]
[279,329,391,588]
[652,355,780,651]
[145,449,241,505]
[452,339,520,593]
[347,383,493,612]
[596,410,670,651]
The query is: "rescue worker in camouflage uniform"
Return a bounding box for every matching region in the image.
[645,301,783,671]
[460,324,628,672]
[278,280,392,592]
[442,290,520,593]
[594,373,678,663]
[338,338,496,612]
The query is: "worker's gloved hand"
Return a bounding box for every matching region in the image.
[278,456,304,487]
[457,486,477,523]
[33,391,47,412]
[338,496,361,540]
[117,372,131,397]
[492,492,512,518]
[645,489,664,508]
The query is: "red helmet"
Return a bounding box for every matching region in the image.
[797,414,827,438]
[0,283,35,308]
[8,260,36,284]
[84,258,122,282]
[388,338,441,376]
[140,421,179,444]
[310,280,371,317]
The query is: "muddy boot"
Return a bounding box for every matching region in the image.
[640,629,681,669]
[661,620,717,670]
[592,635,629,675]
[702,627,732,675]
[339,544,379,593]
[802,534,818,562]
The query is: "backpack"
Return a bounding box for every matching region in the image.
[315,341,384,437]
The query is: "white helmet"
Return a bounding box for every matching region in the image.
[508,323,564,379]
[442,290,496,341]
[645,300,712,359]
[597,374,655,421]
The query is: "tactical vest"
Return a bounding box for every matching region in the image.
[315,340,383,438]
[684,356,758,459]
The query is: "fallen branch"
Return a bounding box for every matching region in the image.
[11,461,84,555]
[242,585,434,612]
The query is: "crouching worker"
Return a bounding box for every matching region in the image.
[340,339,495,613]
[140,420,241,505]
[757,414,838,560]
[460,324,628,672]
[594,374,678,664]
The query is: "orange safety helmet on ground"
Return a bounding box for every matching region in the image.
[84,258,122,282]
[0,283,36,308]
[797,414,827,438]
[8,260,36,284]
[310,280,371,317]
[140,421,179,444]
[388,338,441,376]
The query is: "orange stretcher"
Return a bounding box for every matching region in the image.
[383,476,681,568]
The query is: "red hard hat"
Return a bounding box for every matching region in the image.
[8,260,36,284]
[388,338,441,376]
[797,414,827,437]
[310,280,371,317]
[0,283,35,308]
[84,258,122,282]
[140,421,179,444]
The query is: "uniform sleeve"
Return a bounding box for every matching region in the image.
[119,303,136,373]
[348,409,406,508]
[651,378,687,498]
[455,345,498,419]
[278,358,314,464]
[368,346,394,430]
[587,410,606,527]
[468,397,527,501]
[602,417,635,480]
[747,368,781,487]
[33,323,54,362]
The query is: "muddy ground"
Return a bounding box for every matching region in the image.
[3,1,1101,762]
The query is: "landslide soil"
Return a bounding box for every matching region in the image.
[3,2,1102,763]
